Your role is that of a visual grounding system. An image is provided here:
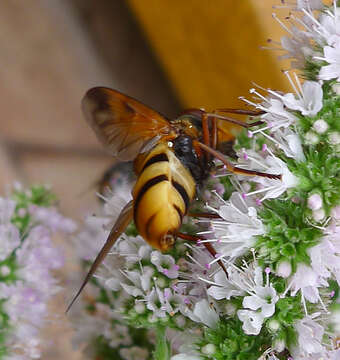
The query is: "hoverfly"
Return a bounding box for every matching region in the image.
[66,87,281,312]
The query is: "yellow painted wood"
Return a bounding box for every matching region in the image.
[127,0,290,110]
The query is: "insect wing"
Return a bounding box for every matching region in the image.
[82,87,172,161]
[216,119,241,143]
[66,200,134,313]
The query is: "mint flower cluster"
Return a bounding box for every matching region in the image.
[71,1,340,359]
[0,185,75,359]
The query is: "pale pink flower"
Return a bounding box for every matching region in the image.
[282,81,323,116]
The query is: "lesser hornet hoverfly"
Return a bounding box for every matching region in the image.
[66,87,281,312]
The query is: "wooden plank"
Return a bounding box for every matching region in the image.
[127,0,290,109]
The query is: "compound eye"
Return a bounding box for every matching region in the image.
[160,232,175,251]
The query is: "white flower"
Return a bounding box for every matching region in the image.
[204,261,278,335]
[265,127,305,162]
[120,346,149,360]
[289,264,327,304]
[71,303,115,348]
[242,91,298,131]
[0,223,20,261]
[171,354,202,360]
[291,315,324,357]
[242,284,278,318]
[96,252,129,291]
[237,309,264,335]
[282,81,323,116]
[318,41,340,82]
[0,190,72,360]
[238,150,298,201]
[309,228,340,287]
[319,6,340,38]
[228,263,279,335]
[70,300,132,352]
[280,26,314,69]
[296,0,323,10]
[0,197,20,261]
[0,198,16,223]
[187,299,219,328]
[150,251,179,279]
[102,181,133,228]
[273,3,340,74]
[121,270,150,297]
[75,214,110,261]
[207,268,245,300]
[236,267,278,335]
[206,192,265,262]
[30,206,76,233]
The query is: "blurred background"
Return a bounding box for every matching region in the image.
[0,0,291,358]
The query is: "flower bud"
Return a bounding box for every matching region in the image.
[134,302,146,314]
[273,339,286,352]
[276,261,292,278]
[267,319,280,332]
[155,277,166,288]
[0,265,10,276]
[305,131,319,145]
[313,208,325,222]
[313,119,328,134]
[224,303,236,316]
[331,206,340,220]
[201,344,216,355]
[307,193,323,211]
[175,315,186,327]
[332,83,340,95]
[17,208,27,217]
[329,132,340,145]
[147,314,158,323]
[214,183,225,196]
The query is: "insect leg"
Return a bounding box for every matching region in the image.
[66,200,134,313]
[210,112,218,150]
[215,108,265,116]
[187,212,221,219]
[196,141,282,180]
[202,112,211,147]
[177,232,228,275]
[206,112,264,128]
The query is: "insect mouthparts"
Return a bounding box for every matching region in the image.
[160,232,175,251]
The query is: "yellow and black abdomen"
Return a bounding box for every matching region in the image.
[132,142,196,251]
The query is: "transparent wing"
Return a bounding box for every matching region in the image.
[82,87,172,161]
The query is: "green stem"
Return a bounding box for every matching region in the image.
[153,325,171,360]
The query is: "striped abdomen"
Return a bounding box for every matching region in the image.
[132,142,196,251]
